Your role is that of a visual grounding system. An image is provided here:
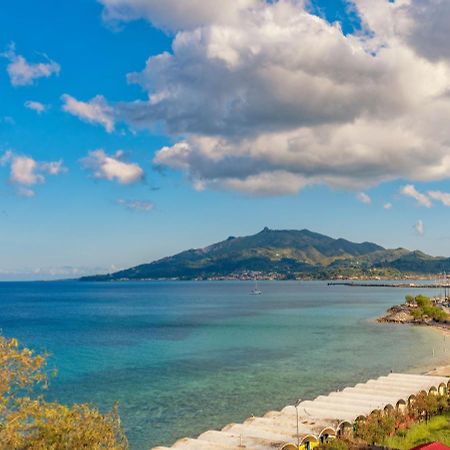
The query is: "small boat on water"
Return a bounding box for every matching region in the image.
[250,280,262,295]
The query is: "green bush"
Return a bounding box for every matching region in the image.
[354,410,397,445]
[408,295,449,322]
[317,439,349,450]
[384,413,450,449]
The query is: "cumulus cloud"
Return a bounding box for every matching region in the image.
[400,186,450,208]
[25,100,47,114]
[1,43,60,86]
[400,184,432,207]
[357,192,371,204]
[10,156,44,185]
[116,198,154,211]
[383,202,393,210]
[81,150,144,184]
[99,0,258,31]
[428,190,450,206]
[40,160,67,176]
[415,219,424,236]
[95,0,450,196]
[0,152,67,196]
[62,94,115,133]
[400,0,450,63]
[10,156,66,185]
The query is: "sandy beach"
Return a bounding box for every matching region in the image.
[432,323,450,337]
[427,364,450,376]
[423,322,450,375]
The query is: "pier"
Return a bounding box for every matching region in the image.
[152,373,449,450]
[328,282,450,288]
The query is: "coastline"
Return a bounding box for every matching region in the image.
[430,322,450,337]
[423,325,449,376]
[4,280,449,449]
[375,297,450,376]
[422,322,450,375]
[427,364,450,376]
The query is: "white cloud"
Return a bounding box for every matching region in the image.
[208,171,309,196]
[62,94,115,133]
[94,0,450,196]
[2,43,60,86]
[9,155,66,186]
[41,160,67,176]
[99,0,258,31]
[428,190,450,206]
[10,156,44,185]
[400,184,432,208]
[415,219,424,236]
[0,152,66,197]
[81,149,144,184]
[116,199,154,211]
[357,192,371,204]
[25,100,47,114]
[383,202,393,210]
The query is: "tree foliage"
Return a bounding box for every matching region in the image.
[0,335,128,450]
[353,389,450,447]
[410,392,450,423]
[354,410,397,445]
[407,294,448,322]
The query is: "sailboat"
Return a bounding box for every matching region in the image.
[250,279,262,295]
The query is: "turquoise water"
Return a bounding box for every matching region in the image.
[0,281,449,449]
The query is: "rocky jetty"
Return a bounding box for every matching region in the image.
[377,304,415,323]
[377,294,450,329]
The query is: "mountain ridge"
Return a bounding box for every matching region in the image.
[81,228,450,281]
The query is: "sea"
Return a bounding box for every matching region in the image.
[0,280,449,449]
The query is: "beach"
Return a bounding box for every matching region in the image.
[426,323,450,376]
[428,364,450,376]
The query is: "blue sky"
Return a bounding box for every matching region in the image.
[1,0,450,280]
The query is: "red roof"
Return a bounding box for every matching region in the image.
[410,443,450,450]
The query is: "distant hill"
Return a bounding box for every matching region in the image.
[80,228,450,281]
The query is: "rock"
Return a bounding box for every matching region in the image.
[378,305,414,323]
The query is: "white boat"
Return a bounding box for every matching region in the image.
[250,280,262,295]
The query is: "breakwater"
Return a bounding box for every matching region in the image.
[328,282,449,288]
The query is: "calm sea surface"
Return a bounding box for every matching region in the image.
[0,281,449,449]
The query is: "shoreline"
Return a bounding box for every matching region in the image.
[423,324,450,377]
[376,297,450,376]
[395,321,450,376]
[422,322,450,376]
[384,322,450,376]
[426,364,450,376]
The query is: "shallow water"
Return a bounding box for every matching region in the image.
[0,280,448,449]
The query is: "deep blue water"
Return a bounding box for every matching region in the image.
[0,281,448,449]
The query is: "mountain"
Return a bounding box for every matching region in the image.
[80,227,450,281]
[374,250,450,273]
